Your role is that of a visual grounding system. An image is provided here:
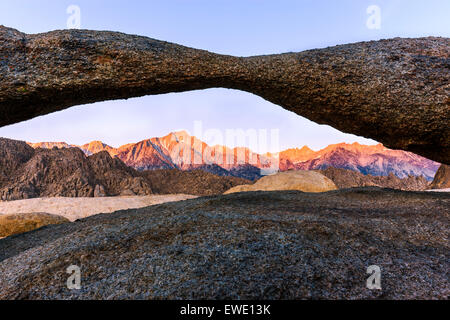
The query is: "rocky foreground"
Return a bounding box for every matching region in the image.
[0,188,448,299]
[0,137,249,200]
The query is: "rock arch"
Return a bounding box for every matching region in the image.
[0,26,448,164]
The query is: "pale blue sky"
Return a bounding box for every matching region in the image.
[0,0,449,151]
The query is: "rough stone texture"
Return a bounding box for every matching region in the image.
[430,164,450,189]
[0,194,198,222]
[0,212,69,238]
[319,167,430,191]
[0,137,35,187]
[0,189,448,299]
[0,26,448,163]
[87,151,153,197]
[224,171,337,194]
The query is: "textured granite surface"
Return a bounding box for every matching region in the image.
[0,26,449,163]
[0,188,448,299]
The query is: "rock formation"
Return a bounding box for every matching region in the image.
[0,137,250,200]
[81,141,118,157]
[1,189,448,299]
[0,136,35,187]
[280,143,440,181]
[29,132,440,181]
[0,26,448,163]
[319,167,430,191]
[0,212,69,238]
[142,169,250,196]
[0,137,153,200]
[27,142,75,150]
[224,170,337,194]
[430,164,450,189]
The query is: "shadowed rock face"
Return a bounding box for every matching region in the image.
[430,164,450,189]
[0,26,449,163]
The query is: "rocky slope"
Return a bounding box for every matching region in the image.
[1,138,146,199]
[0,189,448,299]
[281,143,440,180]
[0,144,153,200]
[224,171,337,194]
[0,138,250,200]
[229,164,263,181]
[319,167,430,191]
[188,164,234,177]
[112,132,273,174]
[1,26,448,164]
[27,142,75,150]
[142,169,250,196]
[28,132,440,181]
[430,164,450,189]
[115,137,177,170]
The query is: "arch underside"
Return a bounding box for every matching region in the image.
[0,26,448,164]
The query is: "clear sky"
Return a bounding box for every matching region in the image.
[0,0,449,151]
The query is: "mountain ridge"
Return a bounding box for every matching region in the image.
[1,137,435,201]
[26,131,440,181]
[2,138,250,200]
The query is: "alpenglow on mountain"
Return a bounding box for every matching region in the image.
[27,131,440,181]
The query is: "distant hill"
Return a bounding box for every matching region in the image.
[318,167,430,191]
[281,142,439,180]
[2,136,439,200]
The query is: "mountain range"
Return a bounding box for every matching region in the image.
[1,136,436,201]
[0,138,250,201]
[28,131,440,181]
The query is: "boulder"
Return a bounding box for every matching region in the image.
[319,167,431,191]
[224,170,337,194]
[0,212,69,238]
[430,164,450,189]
